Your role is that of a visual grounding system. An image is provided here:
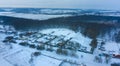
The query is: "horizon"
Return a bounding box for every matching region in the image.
[0,0,120,11]
[0,7,116,11]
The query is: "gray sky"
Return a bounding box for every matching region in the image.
[0,0,120,10]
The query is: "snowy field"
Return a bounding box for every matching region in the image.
[0,12,71,20]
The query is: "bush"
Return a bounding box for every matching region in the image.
[19,42,29,46]
[111,63,120,66]
[36,45,45,50]
[62,49,68,56]
[56,48,62,54]
[29,44,36,48]
[90,39,97,53]
[90,38,98,49]
[56,48,68,56]
[46,48,54,52]
[10,40,17,43]
[5,36,14,40]
[33,52,41,56]
[115,31,120,43]
[3,36,16,43]
[101,41,105,46]
[2,40,8,43]
[3,39,17,44]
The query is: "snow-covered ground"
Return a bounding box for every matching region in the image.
[104,42,120,54]
[0,24,120,66]
[0,8,120,66]
[0,12,71,20]
[41,28,92,51]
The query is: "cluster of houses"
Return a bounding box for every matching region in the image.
[1,25,89,57]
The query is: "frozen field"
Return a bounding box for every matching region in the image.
[0,12,71,20]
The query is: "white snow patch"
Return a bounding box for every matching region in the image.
[35,55,62,66]
[0,12,71,20]
[104,41,120,54]
[41,28,92,51]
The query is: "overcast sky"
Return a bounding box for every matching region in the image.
[0,0,120,10]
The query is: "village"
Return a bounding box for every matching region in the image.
[0,24,120,66]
